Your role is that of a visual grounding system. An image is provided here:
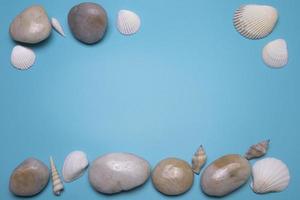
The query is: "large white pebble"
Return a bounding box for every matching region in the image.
[88,152,150,194]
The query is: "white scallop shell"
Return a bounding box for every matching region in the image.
[51,17,65,37]
[11,45,36,70]
[251,157,290,194]
[233,4,278,39]
[262,39,288,68]
[62,151,89,182]
[117,10,141,35]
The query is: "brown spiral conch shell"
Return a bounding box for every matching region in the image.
[191,145,207,174]
[245,140,270,160]
[50,156,64,196]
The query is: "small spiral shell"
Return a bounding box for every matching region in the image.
[192,145,207,174]
[51,17,65,37]
[50,156,64,196]
[245,140,270,160]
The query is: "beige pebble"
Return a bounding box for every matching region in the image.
[152,158,194,196]
[201,154,251,197]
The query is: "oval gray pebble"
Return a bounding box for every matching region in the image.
[68,2,108,44]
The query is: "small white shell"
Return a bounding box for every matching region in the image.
[62,151,89,182]
[11,45,36,70]
[51,17,65,37]
[262,39,288,68]
[50,156,64,196]
[191,145,207,174]
[117,10,141,35]
[251,157,290,194]
[233,4,278,39]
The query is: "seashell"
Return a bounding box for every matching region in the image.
[51,17,65,37]
[262,39,288,68]
[50,156,64,196]
[11,45,36,70]
[245,140,270,160]
[191,145,207,174]
[251,157,290,194]
[233,4,278,39]
[117,10,141,35]
[62,151,89,182]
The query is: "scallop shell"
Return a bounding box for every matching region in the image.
[233,4,278,39]
[50,156,64,196]
[11,45,36,70]
[245,140,270,160]
[62,151,88,182]
[262,39,288,68]
[251,157,290,194]
[51,17,65,37]
[117,10,141,35]
[191,145,207,174]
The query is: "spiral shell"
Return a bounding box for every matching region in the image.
[50,156,64,196]
[51,17,65,37]
[233,4,278,39]
[191,145,207,174]
[245,140,270,160]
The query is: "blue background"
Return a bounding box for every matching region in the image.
[0,0,299,199]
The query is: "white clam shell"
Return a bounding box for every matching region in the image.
[11,45,36,70]
[262,39,288,68]
[62,151,88,182]
[117,10,141,35]
[233,4,278,39]
[51,17,65,37]
[251,157,290,194]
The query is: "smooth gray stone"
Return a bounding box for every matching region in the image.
[9,158,50,197]
[201,154,251,197]
[89,153,150,194]
[68,2,107,44]
[9,5,51,44]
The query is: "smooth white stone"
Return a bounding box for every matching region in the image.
[89,152,151,194]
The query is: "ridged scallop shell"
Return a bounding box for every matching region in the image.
[251,157,290,194]
[233,4,278,39]
[245,140,270,160]
[117,10,141,35]
[51,17,65,37]
[11,45,36,70]
[191,145,207,174]
[62,151,88,182]
[50,156,64,196]
[262,39,288,68]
